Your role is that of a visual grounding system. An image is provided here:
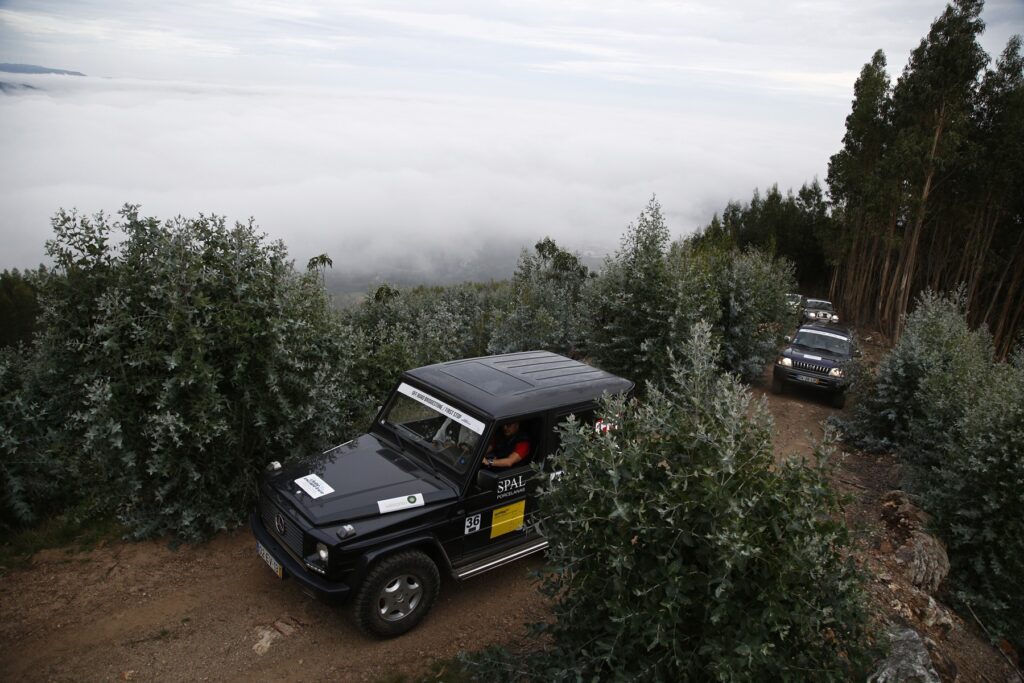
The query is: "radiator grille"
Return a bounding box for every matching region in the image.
[794,360,829,375]
[259,494,304,560]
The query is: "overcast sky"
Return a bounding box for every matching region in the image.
[1,1,1021,279]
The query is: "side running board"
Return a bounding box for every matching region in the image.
[453,540,548,580]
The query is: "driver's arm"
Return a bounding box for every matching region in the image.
[485,441,530,468]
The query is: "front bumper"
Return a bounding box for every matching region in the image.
[773,365,845,393]
[249,509,352,602]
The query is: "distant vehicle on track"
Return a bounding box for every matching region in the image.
[801,298,840,325]
[772,324,857,408]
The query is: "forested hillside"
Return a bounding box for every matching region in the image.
[693,0,1022,356]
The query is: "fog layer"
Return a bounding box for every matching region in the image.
[1,73,840,277]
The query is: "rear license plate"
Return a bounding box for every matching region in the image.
[257,542,283,579]
[797,375,819,384]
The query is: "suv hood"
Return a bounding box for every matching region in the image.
[265,433,456,526]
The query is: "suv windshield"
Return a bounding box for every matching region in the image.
[806,299,834,311]
[379,382,485,475]
[793,329,851,355]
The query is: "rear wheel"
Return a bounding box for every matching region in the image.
[352,550,440,638]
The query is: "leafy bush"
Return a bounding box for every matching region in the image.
[585,197,675,386]
[488,238,589,356]
[343,281,506,407]
[0,268,44,348]
[839,289,994,463]
[586,197,794,389]
[836,289,1022,639]
[503,323,871,681]
[926,355,1024,641]
[0,346,67,528]
[708,247,795,382]
[29,206,363,540]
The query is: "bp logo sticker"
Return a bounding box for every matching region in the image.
[377,493,425,514]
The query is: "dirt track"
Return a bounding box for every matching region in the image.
[1,370,1013,682]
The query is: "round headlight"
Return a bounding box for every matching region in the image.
[779,357,793,367]
[829,367,843,378]
[316,542,329,562]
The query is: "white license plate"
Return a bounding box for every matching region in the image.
[797,375,819,384]
[257,542,283,579]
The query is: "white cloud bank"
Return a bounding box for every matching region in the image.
[1,0,1021,279]
[0,73,839,276]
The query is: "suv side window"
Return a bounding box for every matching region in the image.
[474,417,541,485]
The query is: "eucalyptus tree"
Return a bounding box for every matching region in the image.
[885,0,988,336]
[488,237,589,356]
[585,197,674,386]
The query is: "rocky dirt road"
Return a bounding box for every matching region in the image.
[1,370,1014,682]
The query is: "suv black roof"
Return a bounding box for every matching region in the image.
[403,351,634,420]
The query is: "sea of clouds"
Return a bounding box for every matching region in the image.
[0,72,842,282]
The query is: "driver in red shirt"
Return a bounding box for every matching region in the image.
[483,421,530,468]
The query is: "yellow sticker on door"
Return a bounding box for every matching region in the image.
[489,500,526,539]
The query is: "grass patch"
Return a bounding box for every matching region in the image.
[0,507,123,573]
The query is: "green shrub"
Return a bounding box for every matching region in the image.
[0,345,68,528]
[488,238,589,356]
[503,323,871,681]
[35,206,363,540]
[708,248,795,382]
[924,353,1024,641]
[839,289,994,464]
[836,289,1022,640]
[343,281,506,408]
[585,197,675,386]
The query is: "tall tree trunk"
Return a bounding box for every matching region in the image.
[895,102,946,339]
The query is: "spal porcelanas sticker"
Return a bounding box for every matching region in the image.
[378,493,425,515]
[295,474,335,499]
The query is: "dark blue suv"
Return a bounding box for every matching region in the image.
[772,324,856,408]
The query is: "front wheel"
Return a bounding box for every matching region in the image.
[831,392,847,409]
[352,550,440,638]
[771,377,784,394]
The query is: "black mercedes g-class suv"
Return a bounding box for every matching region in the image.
[250,351,633,637]
[772,324,857,408]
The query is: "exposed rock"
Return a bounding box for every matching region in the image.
[869,627,941,683]
[923,636,958,682]
[894,531,949,593]
[881,490,932,537]
[921,596,954,636]
[273,619,296,636]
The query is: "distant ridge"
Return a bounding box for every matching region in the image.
[0,63,86,76]
[0,81,41,94]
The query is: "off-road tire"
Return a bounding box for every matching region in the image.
[771,377,784,394]
[352,550,440,638]
[831,391,846,409]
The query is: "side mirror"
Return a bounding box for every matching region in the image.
[784,335,792,343]
[476,468,499,491]
[855,349,862,358]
